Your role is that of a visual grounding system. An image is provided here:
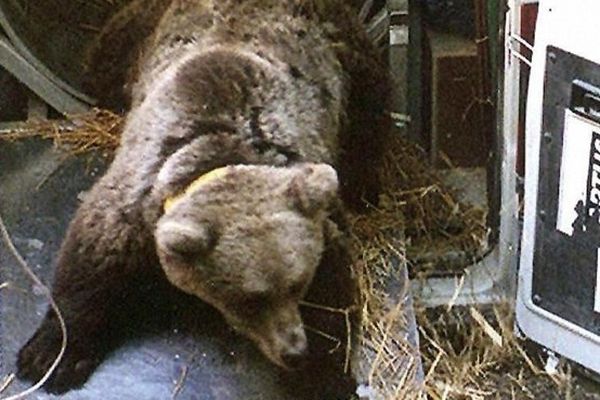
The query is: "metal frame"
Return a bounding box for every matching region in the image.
[387,0,411,132]
[411,0,521,307]
[0,35,88,115]
[0,7,91,115]
[0,6,94,104]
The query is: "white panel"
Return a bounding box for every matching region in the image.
[517,0,600,376]
[556,111,595,236]
[596,248,600,313]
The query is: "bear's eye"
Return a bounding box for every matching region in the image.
[243,293,269,315]
[289,281,306,298]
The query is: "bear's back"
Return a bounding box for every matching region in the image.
[86,0,389,210]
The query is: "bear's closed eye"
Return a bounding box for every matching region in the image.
[242,293,271,315]
[289,281,306,298]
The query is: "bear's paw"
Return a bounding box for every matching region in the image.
[17,320,100,394]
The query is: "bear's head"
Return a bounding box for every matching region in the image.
[154,163,338,369]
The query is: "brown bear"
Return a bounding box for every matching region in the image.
[16,0,389,393]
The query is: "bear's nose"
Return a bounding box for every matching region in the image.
[281,350,308,370]
[280,326,308,369]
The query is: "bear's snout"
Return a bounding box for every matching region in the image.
[281,350,307,370]
[279,324,308,370]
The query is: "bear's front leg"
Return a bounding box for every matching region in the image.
[17,296,107,394]
[16,187,154,394]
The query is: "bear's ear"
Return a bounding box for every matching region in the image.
[156,220,217,259]
[288,163,339,216]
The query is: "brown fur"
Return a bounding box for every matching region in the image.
[156,163,339,367]
[17,0,388,393]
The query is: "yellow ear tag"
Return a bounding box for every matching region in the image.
[163,166,229,212]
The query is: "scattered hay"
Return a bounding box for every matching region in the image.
[348,135,591,399]
[300,300,355,373]
[417,304,581,400]
[171,365,189,400]
[0,374,15,394]
[363,135,490,277]
[351,241,425,399]
[348,133,492,398]
[0,109,122,157]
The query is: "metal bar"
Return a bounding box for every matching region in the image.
[359,0,374,23]
[0,6,95,105]
[510,33,534,52]
[366,8,389,45]
[0,35,89,115]
[509,48,533,67]
[387,0,409,134]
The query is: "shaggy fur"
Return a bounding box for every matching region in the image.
[156,163,339,367]
[17,0,388,393]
